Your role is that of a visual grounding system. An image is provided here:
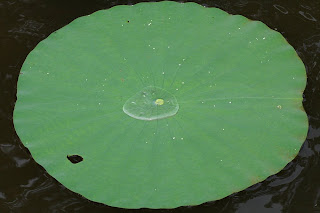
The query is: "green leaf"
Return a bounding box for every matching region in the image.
[14,1,308,209]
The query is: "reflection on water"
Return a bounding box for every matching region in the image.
[1,0,320,212]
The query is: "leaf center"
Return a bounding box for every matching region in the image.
[123,86,179,121]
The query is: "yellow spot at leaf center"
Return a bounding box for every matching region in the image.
[155,99,164,105]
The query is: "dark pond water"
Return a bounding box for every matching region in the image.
[1,0,320,212]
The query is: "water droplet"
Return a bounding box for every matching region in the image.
[293,77,295,79]
[176,88,178,90]
[182,59,186,61]
[168,46,170,48]
[148,23,152,26]
[222,128,225,130]
[172,137,176,140]
[213,105,216,107]
[162,72,165,75]
[201,101,204,104]
[263,37,266,40]
[46,73,49,74]
[99,103,101,105]
[181,137,184,140]
[182,82,185,84]
[238,27,241,30]
[277,105,282,109]
[178,64,181,66]
[153,47,156,50]
[208,71,211,74]
[85,79,88,81]
[229,101,232,104]
[131,101,136,104]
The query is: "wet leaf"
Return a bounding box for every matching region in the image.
[13,1,308,209]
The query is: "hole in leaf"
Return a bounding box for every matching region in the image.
[67,155,83,164]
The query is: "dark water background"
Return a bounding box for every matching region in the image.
[1,0,320,212]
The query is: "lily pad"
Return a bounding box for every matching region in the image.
[13,1,308,209]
